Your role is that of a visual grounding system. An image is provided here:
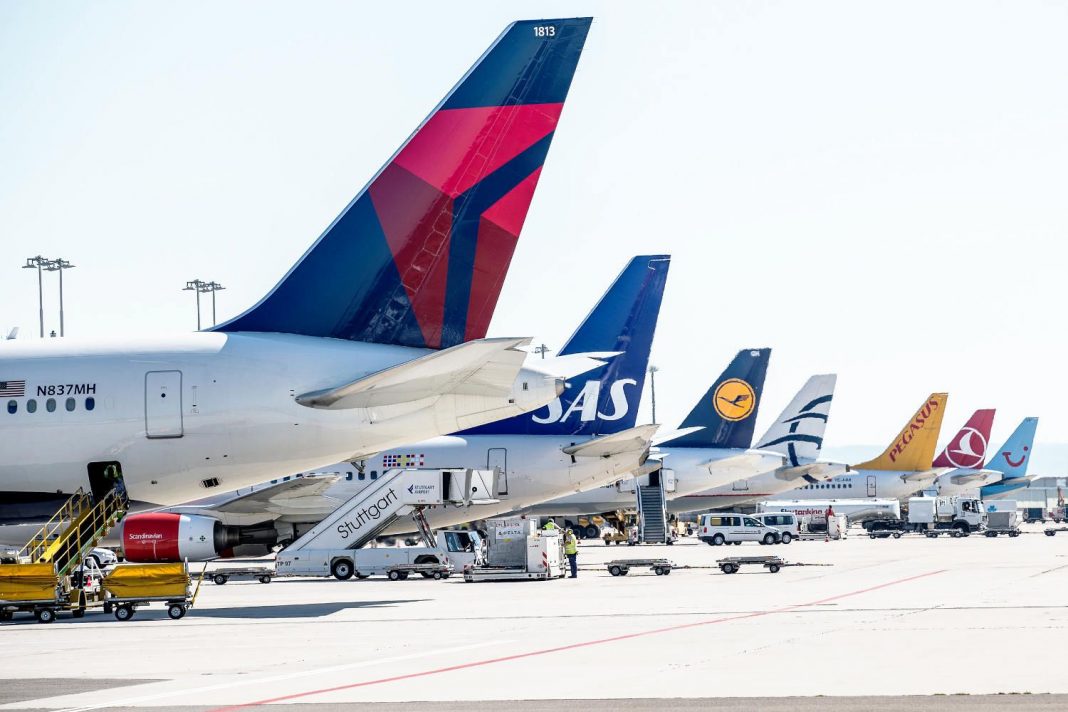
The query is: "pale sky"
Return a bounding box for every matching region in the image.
[2,1,1066,470]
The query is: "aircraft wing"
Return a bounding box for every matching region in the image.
[774,461,849,482]
[901,468,950,483]
[562,424,659,458]
[297,337,534,409]
[950,469,999,485]
[170,475,342,516]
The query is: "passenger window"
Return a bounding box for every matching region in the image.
[345,471,353,481]
[358,472,366,481]
[65,397,75,412]
[744,518,761,527]
[7,400,16,414]
[46,398,56,412]
[26,399,37,413]
[85,396,95,411]
[370,471,378,480]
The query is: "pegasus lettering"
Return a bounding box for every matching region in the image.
[888,399,939,463]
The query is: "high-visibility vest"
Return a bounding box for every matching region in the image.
[564,535,578,555]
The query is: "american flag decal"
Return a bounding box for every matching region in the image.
[383,453,425,468]
[0,380,26,397]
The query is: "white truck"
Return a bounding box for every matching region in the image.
[907,496,984,537]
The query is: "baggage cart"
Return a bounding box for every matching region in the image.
[606,558,674,576]
[207,567,274,585]
[103,563,205,621]
[716,556,786,574]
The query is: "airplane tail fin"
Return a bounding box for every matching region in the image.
[932,409,995,469]
[215,18,592,349]
[854,393,948,472]
[659,348,771,450]
[755,374,837,466]
[986,417,1039,478]
[465,255,670,436]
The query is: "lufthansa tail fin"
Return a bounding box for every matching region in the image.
[659,348,771,450]
[854,393,948,472]
[215,18,592,349]
[932,409,995,469]
[755,374,837,466]
[465,255,670,436]
[986,417,1039,478]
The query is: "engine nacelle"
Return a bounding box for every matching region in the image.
[122,513,228,562]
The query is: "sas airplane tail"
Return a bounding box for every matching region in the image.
[465,255,670,436]
[854,393,949,471]
[215,18,592,349]
[932,409,995,469]
[659,348,771,450]
[755,374,837,466]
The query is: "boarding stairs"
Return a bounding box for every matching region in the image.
[636,479,669,544]
[281,467,500,554]
[18,487,129,577]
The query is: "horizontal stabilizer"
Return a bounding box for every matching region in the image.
[949,470,997,485]
[652,426,704,446]
[902,468,947,483]
[774,461,848,482]
[297,337,531,409]
[562,424,659,457]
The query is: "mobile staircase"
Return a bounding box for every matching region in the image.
[19,487,129,577]
[275,467,499,579]
[636,477,670,545]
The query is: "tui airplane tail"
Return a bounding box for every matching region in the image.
[658,348,772,450]
[986,417,1039,478]
[466,255,670,436]
[215,18,592,349]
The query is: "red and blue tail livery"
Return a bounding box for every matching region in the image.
[216,18,592,349]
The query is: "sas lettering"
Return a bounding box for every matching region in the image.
[37,383,96,397]
[531,379,637,425]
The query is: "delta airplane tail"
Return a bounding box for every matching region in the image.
[215,18,592,349]
[755,374,837,466]
[466,254,671,436]
[980,417,1040,498]
[659,348,772,450]
[932,409,995,469]
[853,393,948,471]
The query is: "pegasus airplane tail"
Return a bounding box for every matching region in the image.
[660,348,772,450]
[465,255,670,436]
[215,18,592,349]
[979,417,1040,499]
[932,409,995,469]
[854,393,948,471]
[755,374,837,466]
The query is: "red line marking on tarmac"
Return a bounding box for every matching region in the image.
[210,569,945,711]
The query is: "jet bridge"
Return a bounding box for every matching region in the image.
[275,467,498,579]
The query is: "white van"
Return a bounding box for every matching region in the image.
[753,512,799,544]
[698,513,781,546]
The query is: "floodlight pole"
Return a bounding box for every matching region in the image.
[22,256,49,338]
[43,259,74,336]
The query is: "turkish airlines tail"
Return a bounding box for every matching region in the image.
[215,18,592,349]
[932,409,995,469]
[853,393,949,472]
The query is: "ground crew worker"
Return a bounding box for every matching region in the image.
[563,528,579,578]
[543,519,558,532]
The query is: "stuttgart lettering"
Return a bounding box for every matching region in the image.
[888,398,940,463]
[336,488,398,539]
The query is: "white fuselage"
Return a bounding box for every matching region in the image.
[242,434,650,536]
[667,461,849,514]
[779,469,945,503]
[0,333,556,506]
[520,447,784,517]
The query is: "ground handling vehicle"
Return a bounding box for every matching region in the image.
[698,513,782,546]
[463,518,566,582]
[909,496,983,537]
[984,509,1021,537]
[103,562,204,620]
[0,558,108,623]
[209,567,275,585]
[717,556,786,574]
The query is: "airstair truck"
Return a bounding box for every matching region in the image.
[275,467,497,580]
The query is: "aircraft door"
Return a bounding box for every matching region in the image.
[733,478,749,492]
[487,448,508,496]
[662,468,677,493]
[145,370,183,438]
[866,474,877,497]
